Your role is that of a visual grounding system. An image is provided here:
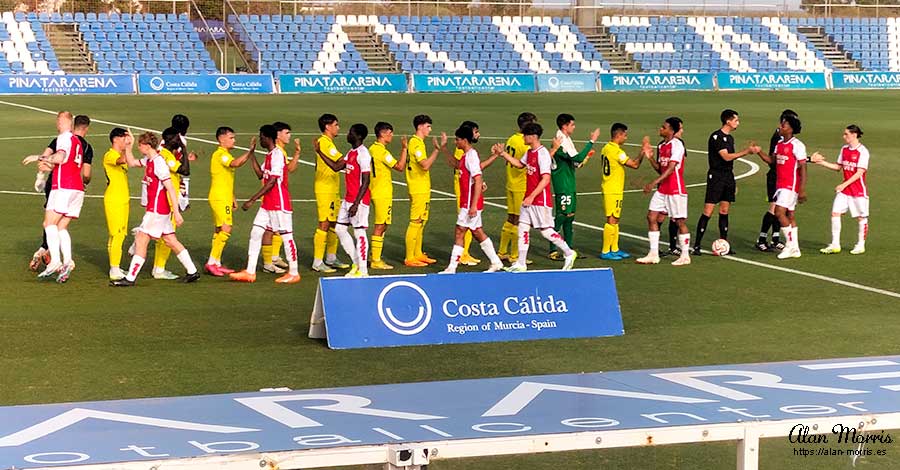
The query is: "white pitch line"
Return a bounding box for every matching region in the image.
[2,99,898,301]
[0,190,480,204]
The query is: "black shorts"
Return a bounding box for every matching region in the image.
[766,171,777,202]
[704,172,736,204]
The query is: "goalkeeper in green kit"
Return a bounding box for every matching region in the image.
[548,113,600,260]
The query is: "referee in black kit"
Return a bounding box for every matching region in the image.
[692,109,758,255]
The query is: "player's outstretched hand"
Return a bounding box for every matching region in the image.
[188,151,198,161]
[174,211,184,227]
[38,161,52,172]
[589,128,601,142]
[491,142,504,155]
[810,151,825,163]
[401,136,408,149]
[241,200,253,211]
[21,155,41,165]
[641,135,652,156]
[643,183,654,194]
[248,136,258,151]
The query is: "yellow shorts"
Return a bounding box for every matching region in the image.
[315,192,340,222]
[409,193,430,221]
[209,199,233,227]
[372,197,393,225]
[506,190,524,216]
[604,194,623,219]
[104,199,129,235]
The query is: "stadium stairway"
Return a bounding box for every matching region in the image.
[343,25,400,73]
[579,26,640,72]
[796,25,861,71]
[43,23,94,73]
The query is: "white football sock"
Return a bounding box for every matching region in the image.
[831,216,841,246]
[335,224,357,266]
[246,225,265,275]
[858,218,868,246]
[540,228,573,256]
[354,228,368,275]
[44,225,60,266]
[480,238,502,265]
[176,249,197,275]
[126,255,145,282]
[648,231,660,256]
[58,229,72,264]
[678,233,690,257]
[445,244,464,273]
[280,232,299,275]
[516,222,530,267]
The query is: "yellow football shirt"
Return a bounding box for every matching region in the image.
[600,141,630,194]
[102,148,128,202]
[160,147,181,189]
[315,135,342,193]
[369,141,397,199]
[405,135,430,195]
[504,132,527,191]
[209,146,235,201]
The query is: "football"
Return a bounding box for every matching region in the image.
[712,239,730,256]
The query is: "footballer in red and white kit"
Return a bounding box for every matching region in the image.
[773,136,808,212]
[813,124,870,255]
[22,112,83,282]
[230,125,300,284]
[638,117,692,266]
[110,131,200,287]
[316,124,373,277]
[440,124,504,274]
[496,122,576,272]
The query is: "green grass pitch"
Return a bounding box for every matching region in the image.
[0,91,899,469]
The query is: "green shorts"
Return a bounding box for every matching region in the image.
[555,193,576,216]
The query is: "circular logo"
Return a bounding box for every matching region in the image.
[148,76,164,91]
[548,76,560,89]
[215,76,231,91]
[377,281,432,335]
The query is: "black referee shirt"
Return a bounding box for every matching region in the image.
[707,129,735,175]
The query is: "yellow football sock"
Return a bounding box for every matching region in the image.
[611,224,620,252]
[153,239,171,271]
[405,222,420,261]
[507,222,519,259]
[313,228,327,261]
[416,221,426,257]
[326,228,338,256]
[271,233,283,262]
[210,230,230,262]
[498,221,512,254]
[371,235,384,262]
[261,245,273,265]
[602,224,614,253]
[462,230,472,257]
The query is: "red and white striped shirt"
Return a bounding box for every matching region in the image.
[261,147,292,212]
[837,144,869,198]
[143,154,172,215]
[459,148,484,210]
[521,146,553,207]
[657,138,686,195]
[344,145,372,205]
[775,137,807,192]
[51,131,84,191]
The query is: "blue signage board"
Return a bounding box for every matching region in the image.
[279,73,407,93]
[717,72,827,90]
[413,73,535,93]
[832,71,900,89]
[309,269,623,349]
[0,74,134,94]
[536,73,597,92]
[598,73,714,92]
[138,74,273,94]
[2,355,900,468]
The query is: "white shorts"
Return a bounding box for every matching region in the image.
[832,193,869,218]
[337,200,370,228]
[137,212,174,239]
[518,204,554,229]
[649,191,688,219]
[253,208,293,233]
[46,189,85,219]
[774,188,798,211]
[456,207,483,230]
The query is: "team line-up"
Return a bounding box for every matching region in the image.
[22,109,871,285]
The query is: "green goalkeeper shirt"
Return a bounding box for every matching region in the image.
[550,140,594,195]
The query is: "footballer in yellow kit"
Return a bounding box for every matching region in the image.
[368,122,408,269]
[599,123,647,260]
[102,128,131,281]
[311,113,349,273]
[204,126,256,277]
[498,112,534,261]
[404,114,447,267]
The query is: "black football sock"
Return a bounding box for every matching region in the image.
[758,212,772,243]
[668,220,678,250]
[718,213,729,240]
[694,214,710,249]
